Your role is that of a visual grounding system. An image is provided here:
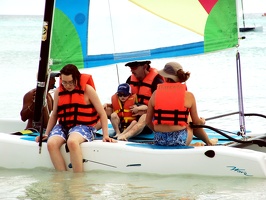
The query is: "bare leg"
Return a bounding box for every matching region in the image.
[110,112,121,138]
[67,132,86,173]
[186,126,193,145]
[117,114,146,141]
[47,136,67,171]
[187,115,216,146]
[193,128,213,146]
[121,120,137,135]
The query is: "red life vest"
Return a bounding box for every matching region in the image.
[129,68,158,105]
[57,74,99,128]
[111,93,138,130]
[153,82,189,126]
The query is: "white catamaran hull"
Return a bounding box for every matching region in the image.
[1,119,266,178]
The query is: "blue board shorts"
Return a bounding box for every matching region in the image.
[154,129,187,146]
[48,124,96,142]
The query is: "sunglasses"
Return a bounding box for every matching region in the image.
[117,93,129,97]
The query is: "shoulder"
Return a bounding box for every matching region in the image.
[27,88,36,94]
[23,88,35,97]
[53,88,60,100]
[185,91,195,100]
[84,84,96,94]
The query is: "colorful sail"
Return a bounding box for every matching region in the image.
[50,0,238,70]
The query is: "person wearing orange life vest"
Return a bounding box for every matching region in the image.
[112,60,164,141]
[146,62,214,146]
[110,83,147,139]
[36,64,116,173]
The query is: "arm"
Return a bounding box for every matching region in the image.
[131,104,148,116]
[145,92,155,131]
[44,90,59,135]
[20,89,36,122]
[86,85,115,142]
[36,89,59,142]
[42,93,54,128]
[187,92,212,145]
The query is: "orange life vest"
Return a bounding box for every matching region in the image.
[153,82,189,126]
[111,93,138,130]
[57,74,99,128]
[129,68,158,105]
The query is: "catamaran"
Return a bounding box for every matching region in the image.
[1,0,266,178]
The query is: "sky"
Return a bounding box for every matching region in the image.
[0,0,265,15]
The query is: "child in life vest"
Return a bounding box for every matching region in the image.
[109,83,147,139]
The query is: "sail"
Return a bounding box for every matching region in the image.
[50,0,238,70]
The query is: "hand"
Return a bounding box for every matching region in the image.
[103,136,117,143]
[130,105,145,116]
[200,117,206,125]
[35,135,48,142]
[130,105,138,114]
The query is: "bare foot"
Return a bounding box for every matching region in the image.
[190,138,218,146]
[190,142,205,146]
[117,135,128,141]
[210,138,218,145]
[113,134,120,139]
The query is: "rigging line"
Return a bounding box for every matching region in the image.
[107,0,120,85]
[190,123,266,147]
[210,128,239,136]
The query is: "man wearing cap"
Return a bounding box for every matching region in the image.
[116,60,164,140]
[20,72,60,130]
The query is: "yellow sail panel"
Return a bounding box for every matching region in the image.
[129,0,208,35]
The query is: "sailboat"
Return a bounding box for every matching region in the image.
[239,0,263,32]
[1,0,266,178]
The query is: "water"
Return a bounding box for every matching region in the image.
[1,14,266,199]
[2,169,266,200]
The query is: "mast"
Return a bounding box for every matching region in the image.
[240,0,245,28]
[33,0,55,138]
[236,51,246,136]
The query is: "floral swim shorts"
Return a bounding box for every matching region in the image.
[154,129,187,146]
[48,124,96,142]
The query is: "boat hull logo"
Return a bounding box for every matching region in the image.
[227,166,252,176]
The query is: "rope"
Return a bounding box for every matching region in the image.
[107,0,120,85]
